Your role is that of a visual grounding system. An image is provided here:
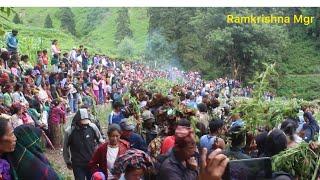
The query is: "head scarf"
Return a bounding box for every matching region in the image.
[112,149,153,175]
[6,125,59,180]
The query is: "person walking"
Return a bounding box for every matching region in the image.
[63,108,104,180]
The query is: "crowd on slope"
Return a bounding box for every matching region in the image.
[0,29,319,180]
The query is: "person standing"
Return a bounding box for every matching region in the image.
[49,99,66,148]
[6,29,19,54]
[63,108,104,180]
[88,124,130,180]
[51,40,60,72]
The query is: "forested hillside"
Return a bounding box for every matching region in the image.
[2,7,320,100]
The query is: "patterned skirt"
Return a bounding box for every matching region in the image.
[49,122,62,149]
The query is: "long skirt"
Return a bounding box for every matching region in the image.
[49,122,62,149]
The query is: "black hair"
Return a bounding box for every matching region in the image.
[14,82,23,91]
[112,101,123,109]
[52,39,58,45]
[43,49,47,53]
[265,129,287,157]
[0,118,9,139]
[186,92,192,99]
[177,118,191,127]
[209,119,224,134]
[12,29,18,34]
[107,124,121,136]
[197,103,208,113]
[280,119,298,141]
[21,55,29,61]
[255,131,268,157]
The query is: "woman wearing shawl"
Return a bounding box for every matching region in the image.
[89,124,130,180]
[0,117,59,180]
[111,148,153,180]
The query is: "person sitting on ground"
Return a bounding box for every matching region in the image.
[11,82,28,105]
[89,124,130,180]
[3,84,13,108]
[200,119,226,153]
[120,118,147,152]
[10,102,35,129]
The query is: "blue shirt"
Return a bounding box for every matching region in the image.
[108,111,125,125]
[199,134,216,152]
[6,33,18,51]
[128,133,147,152]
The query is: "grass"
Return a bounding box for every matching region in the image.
[14,8,149,56]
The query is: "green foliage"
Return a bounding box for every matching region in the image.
[143,78,178,95]
[144,30,176,68]
[44,14,53,28]
[12,13,22,24]
[117,36,135,60]
[0,7,14,36]
[81,8,109,36]
[232,64,300,131]
[272,143,320,180]
[277,75,320,101]
[59,8,76,36]
[115,8,133,44]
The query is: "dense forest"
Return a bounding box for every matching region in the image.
[1,7,320,100]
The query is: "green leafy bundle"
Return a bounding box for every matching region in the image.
[232,64,300,132]
[272,143,320,180]
[143,78,177,95]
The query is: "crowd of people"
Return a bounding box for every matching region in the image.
[0,29,319,180]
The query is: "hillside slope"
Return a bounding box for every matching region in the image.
[15,8,149,56]
[277,36,320,100]
[1,21,76,64]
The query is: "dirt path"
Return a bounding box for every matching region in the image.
[44,104,111,180]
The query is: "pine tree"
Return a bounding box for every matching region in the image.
[44,14,53,28]
[115,8,133,44]
[12,13,22,24]
[59,8,76,36]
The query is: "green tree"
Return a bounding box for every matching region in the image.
[115,8,133,44]
[117,36,135,60]
[12,13,22,24]
[44,14,53,28]
[59,8,76,36]
[145,30,176,68]
[82,8,108,36]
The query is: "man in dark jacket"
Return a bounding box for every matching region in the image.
[120,118,148,152]
[63,108,104,180]
[157,126,199,180]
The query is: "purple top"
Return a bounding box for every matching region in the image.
[49,105,66,125]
